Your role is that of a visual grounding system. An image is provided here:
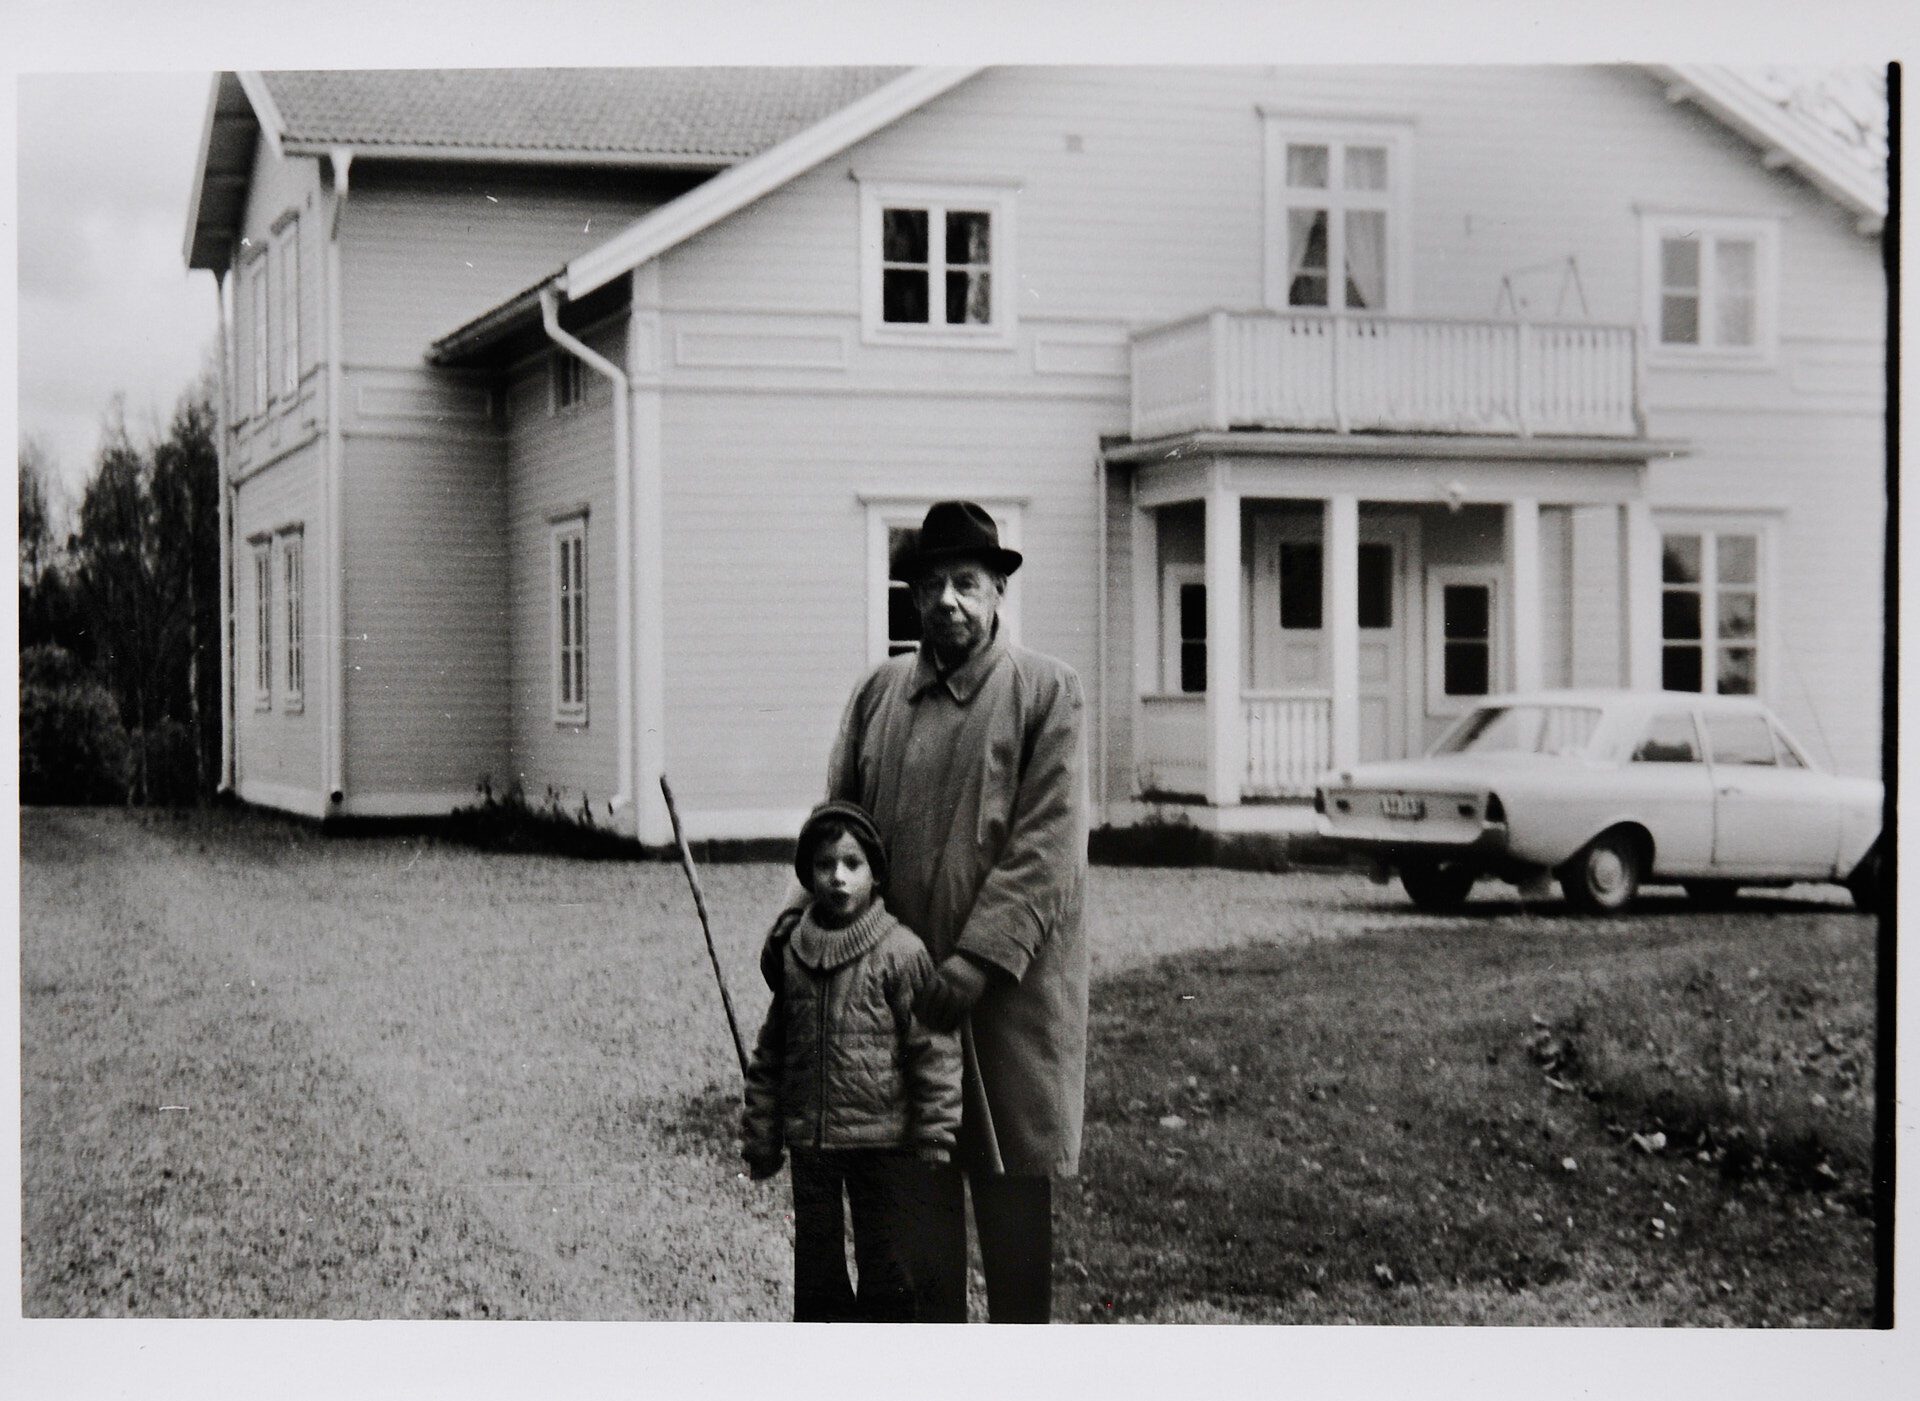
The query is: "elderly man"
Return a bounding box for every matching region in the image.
[803,499,1089,1323]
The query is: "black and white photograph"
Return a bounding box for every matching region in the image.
[4,2,1909,1396]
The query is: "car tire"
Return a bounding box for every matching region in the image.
[1683,880,1742,909]
[1400,859,1477,913]
[1847,841,1884,915]
[1559,829,1643,915]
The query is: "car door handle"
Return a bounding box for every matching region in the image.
[1718,786,1741,796]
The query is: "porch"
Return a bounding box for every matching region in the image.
[1108,438,1682,811]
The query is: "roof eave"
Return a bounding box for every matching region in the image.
[426,274,563,366]
[183,72,264,274]
[281,139,736,172]
[1652,64,1887,227]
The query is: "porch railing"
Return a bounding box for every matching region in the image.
[1131,310,1642,441]
[1242,691,1332,798]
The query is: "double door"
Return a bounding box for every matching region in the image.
[1248,511,1417,763]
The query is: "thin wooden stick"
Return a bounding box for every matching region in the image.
[659,776,750,1081]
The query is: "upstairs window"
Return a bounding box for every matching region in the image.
[277,221,301,400]
[1263,116,1409,313]
[1641,214,1777,363]
[249,258,270,417]
[859,180,1017,347]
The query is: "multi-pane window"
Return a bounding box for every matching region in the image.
[277,222,301,399]
[1277,542,1393,630]
[1661,530,1761,695]
[1161,565,1207,694]
[866,500,1021,662]
[280,532,304,710]
[1426,567,1500,712]
[1642,215,1776,360]
[860,181,1016,346]
[551,351,587,413]
[251,540,272,707]
[1264,121,1407,314]
[250,258,270,416]
[552,518,588,724]
[884,525,923,657]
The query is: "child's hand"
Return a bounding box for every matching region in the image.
[745,1151,785,1181]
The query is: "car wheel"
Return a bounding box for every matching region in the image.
[1683,880,1742,909]
[1559,829,1643,915]
[1847,841,1884,915]
[1400,859,1477,912]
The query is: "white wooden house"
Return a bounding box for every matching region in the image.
[185,65,1888,846]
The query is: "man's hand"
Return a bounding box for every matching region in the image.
[744,1151,785,1182]
[916,954,992,1032]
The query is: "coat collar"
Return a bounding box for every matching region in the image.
[909,622,1007,705]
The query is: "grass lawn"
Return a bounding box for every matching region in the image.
[19,808,1879,1324]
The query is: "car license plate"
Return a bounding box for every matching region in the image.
[1381,794,1426,820]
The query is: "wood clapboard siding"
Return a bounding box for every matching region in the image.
[233,443,325,796]
[503,321,621,813]
[341,426,510,799]
[340,164,696,368]
[656,388,1104,815]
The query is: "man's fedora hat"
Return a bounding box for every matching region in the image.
[890,500,1024,581]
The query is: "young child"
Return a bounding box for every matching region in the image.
[741,800,963,1322]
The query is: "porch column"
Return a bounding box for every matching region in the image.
[1129,490,1159,799]
[1204,472,1243,807]
[1507,497,1542,693]
[1621,497,1660,690]
[1326,493,1360,770]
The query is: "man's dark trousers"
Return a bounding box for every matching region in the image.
[905,1163,1052,1323]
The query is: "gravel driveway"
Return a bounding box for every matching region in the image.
[18,808,1858,1319]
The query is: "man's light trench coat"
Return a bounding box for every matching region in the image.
[823,628,1089,1177]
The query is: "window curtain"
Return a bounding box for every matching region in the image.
[1344,211,1386,310]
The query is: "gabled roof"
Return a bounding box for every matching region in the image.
[259,67,906,164]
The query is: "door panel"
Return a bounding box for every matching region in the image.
[1704,713,1838,874]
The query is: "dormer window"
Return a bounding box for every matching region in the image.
[858,180,1018,348]
[1262,115,1411,314]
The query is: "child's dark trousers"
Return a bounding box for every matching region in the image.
[789,1148,925,1322]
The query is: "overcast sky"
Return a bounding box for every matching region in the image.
[17,72,219,496]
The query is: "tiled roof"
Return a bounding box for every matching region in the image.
[259,67,908,161]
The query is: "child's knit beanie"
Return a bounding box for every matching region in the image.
[793,800,890,893]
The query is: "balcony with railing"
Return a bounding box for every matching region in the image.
[1131,310,1644,442]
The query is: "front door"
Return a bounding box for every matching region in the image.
[1249,511,1416,762]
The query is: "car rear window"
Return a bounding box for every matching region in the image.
[1435,705,1602,756]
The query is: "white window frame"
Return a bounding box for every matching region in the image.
[249,256,270,418]
[277,220,301,401]
[551,515,589,725]
[1160,562,1207,694]
[862,496,1024,665]
[857,179,1019,349]
[1425,565,1503,716]
[1261,114,1413,314]
[279,529,304,714]
[550,350,588,415]
[1653,512,1779,701]
[250,537,273,709]
[1639,213,1780,367]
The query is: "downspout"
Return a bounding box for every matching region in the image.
[325,148,352,809]
[539,285,635,827]
[215,267,236,793]
[1094,453,1109,821]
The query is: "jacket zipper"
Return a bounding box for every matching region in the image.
[814,966,830,1149]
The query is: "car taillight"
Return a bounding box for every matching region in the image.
[1486,792,1506,823]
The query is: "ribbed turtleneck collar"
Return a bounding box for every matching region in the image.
[792,898,892,971]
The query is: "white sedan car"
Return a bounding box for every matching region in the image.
[1313,690,1884,914]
